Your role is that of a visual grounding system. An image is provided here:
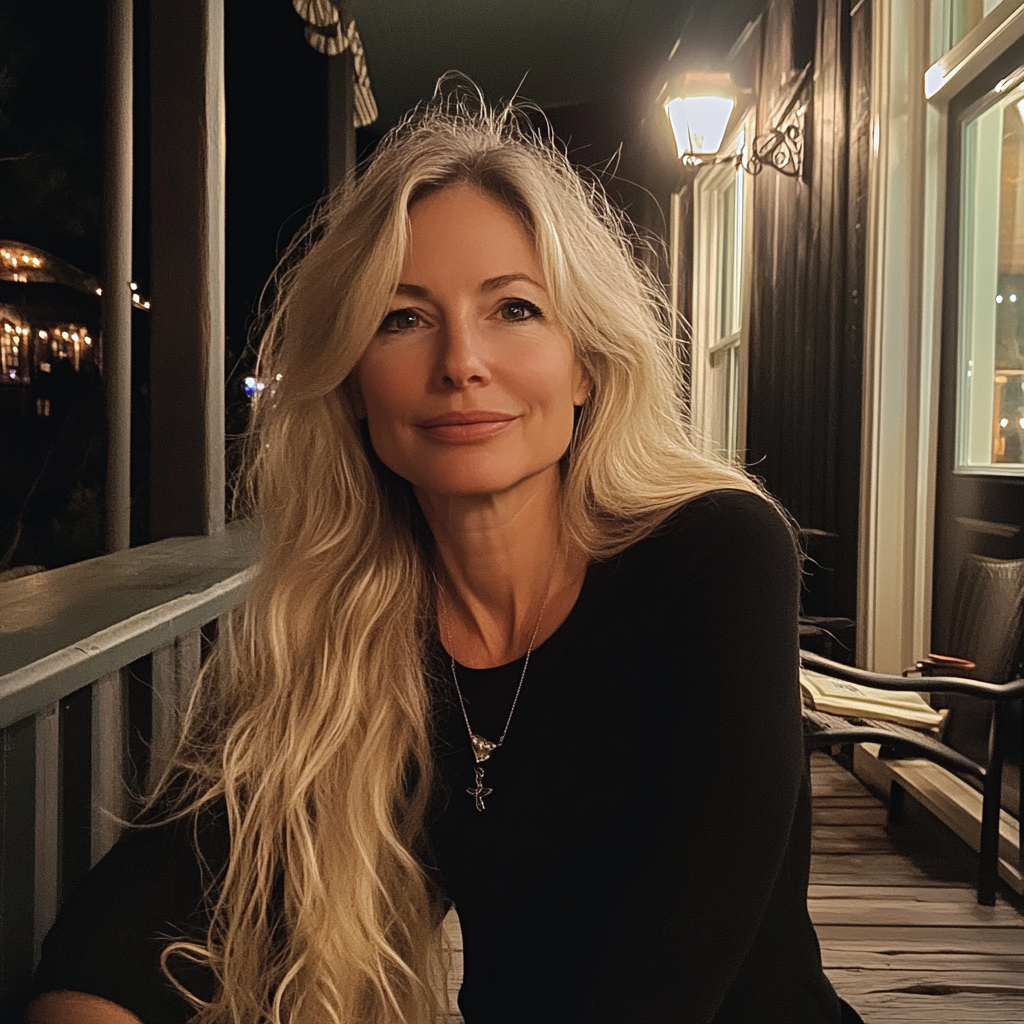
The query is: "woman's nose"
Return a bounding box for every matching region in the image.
[435,314,490,390]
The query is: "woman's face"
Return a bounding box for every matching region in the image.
[357,183,589,499]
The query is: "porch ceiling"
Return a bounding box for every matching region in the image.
[350,0,700,129]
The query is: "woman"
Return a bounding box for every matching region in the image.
[30,97,862,1024]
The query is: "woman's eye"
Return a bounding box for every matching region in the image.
[499,299,542,322]
[379,309,420,333]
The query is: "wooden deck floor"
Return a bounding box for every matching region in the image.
[440,751,1024,1022]
[810,751,1024,1023]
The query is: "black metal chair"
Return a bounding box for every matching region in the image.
[798,528,856,664]
[801,553,1024,906]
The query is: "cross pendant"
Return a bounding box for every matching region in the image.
[468,766,493,812]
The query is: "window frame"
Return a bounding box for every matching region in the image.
[948,51,1024,476]
[688,115,753,463]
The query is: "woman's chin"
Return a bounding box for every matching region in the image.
[410,462,562,504]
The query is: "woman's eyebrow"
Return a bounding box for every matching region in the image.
[394,274,546,298]
[395,282,431,298]
[480,273,545,292]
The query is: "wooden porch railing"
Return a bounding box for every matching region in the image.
[0,527,253,1006]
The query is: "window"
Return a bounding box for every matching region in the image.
[690,132,747,461]
[956,66,1024,472]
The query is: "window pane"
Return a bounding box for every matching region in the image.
[714,169,743,343]
[943,0,1003,52]
[956,75,1024,471]
[708,343,739,460]
[717,178,736,341]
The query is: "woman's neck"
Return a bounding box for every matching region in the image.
[416,467,586,668]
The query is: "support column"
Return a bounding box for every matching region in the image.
[857,0,929,672]
[149,0,226,539]
[103,0,133,553]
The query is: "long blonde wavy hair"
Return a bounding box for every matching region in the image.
[152,92,761,1023]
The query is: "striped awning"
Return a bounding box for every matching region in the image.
[293,1,379,128]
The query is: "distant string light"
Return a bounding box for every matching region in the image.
[1,311,96,379]
[129,282,151,310]
[0,247,42,270]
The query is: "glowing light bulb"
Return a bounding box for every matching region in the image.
[997,295,1004,303]
[1013,294,1018,303]
[1001,418,1009,428]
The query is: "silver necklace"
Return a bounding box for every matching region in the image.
[446,586,552,812]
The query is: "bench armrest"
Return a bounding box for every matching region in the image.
[800,650,1024,701]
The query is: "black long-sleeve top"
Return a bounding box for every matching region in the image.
[33,489,852,1023]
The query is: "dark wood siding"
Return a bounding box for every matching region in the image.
[745,0,868,621]
[841,0,871,620]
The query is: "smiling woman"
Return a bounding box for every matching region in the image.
[28,92,862,1024]
[358,185,589,503]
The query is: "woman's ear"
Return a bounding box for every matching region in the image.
[572,365,593,407]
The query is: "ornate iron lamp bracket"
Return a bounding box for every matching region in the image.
[680,103,805,180]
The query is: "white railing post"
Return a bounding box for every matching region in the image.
[33,702,59,964]
[91,670,126,865]
[150,627,202,789]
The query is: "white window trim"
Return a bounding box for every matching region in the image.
[688,115,754,462]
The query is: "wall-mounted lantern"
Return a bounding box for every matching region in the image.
[664,71,805,179]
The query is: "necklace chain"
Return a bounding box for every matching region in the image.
[444,576,555,812]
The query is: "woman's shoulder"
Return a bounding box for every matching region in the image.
[634,487,796,566]
[590,487,797,620]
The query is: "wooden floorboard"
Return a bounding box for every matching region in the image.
[809,752,1024,1024]
[438,753,1024,1022]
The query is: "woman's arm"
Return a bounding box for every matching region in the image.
[31,815,221,1024]
[27,991,143,1024]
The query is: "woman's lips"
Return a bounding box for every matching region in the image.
[418,411,517,443]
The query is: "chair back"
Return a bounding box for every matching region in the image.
[939,554,1024,766]
[946,554,1024,683]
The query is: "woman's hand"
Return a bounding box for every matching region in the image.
[27,991,143,1024]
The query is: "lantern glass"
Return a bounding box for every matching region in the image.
[665,95,736,159]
